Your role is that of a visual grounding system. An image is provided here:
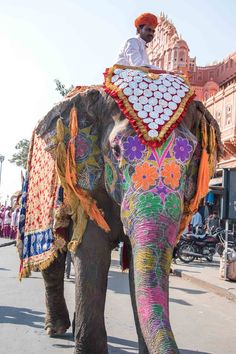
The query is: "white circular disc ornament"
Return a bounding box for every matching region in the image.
[138,71,146,77]
[159,85,167,93]
[168,101,177,110]
[163,92,172,101]
[144,89,153,98]
[177,89,185,98]
[168,86,177,95]
[155,118,165,125]
[134,76,143,83]
[115,79,123,86]
[144,104,152,113]
[119,70,128,79]
[148,122,159,130]
[163,79,171,87]
[129,81,138,89]
[111,74,119,83]
[160,113,169,121]
[154,79,162,85]
[154,91,163,99]
[138,110,148,119]
[149,83,158,91]
[139,81,148,90]
[166,75,175,82]
[148,97,158,106]
[164,108,173,116]
[123,87,133,96]
[114,69,122,75]
[154,105,163,114]
[148,130,159,138]
[144,77,152,83]
[173,95,181,104]
[134,88,143,96]
[128,70,137,77]
[139,96,149,105]
[150,111,159,119]
[133,102,143,111]
[119,82,128,89]
[143,118,154,124]
[159,99,168,107]
[128,95,138,104]
[124,76,133,83]
[173,81,180,89]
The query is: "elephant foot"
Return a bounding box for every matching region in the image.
[46,324,68,337]
[45,319,70,337]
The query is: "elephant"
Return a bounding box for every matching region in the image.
[17,65,222,354]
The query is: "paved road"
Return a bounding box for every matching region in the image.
[1,239,236,354]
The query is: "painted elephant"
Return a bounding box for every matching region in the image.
[18,66,222,354]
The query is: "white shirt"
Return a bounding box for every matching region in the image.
[116,35,151,67]
[191,212,203,228]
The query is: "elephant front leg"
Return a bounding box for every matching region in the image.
[41,252,71,336]
[73,221,111,354]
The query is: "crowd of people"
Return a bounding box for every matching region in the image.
[0,205,20,239]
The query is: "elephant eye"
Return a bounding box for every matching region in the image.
[112,144,121,159]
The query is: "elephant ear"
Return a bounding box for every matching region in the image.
[177,100,223,239]
[51,89,111,234]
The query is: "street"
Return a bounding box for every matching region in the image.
[1,240,236,354]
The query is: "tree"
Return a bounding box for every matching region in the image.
[54,79,74,97]
[9,139,30,169]
[9,80,72,170]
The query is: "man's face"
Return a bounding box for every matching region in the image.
[138,25,155,43]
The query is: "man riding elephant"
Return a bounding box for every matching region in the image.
[17,17,222,354]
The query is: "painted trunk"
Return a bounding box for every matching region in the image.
[131,219,179,353]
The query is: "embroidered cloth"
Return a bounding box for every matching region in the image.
[18,132,63,278]
[104,65,195,147]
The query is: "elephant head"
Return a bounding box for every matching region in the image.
[26,67,221,353]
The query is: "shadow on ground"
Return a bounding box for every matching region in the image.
[170,286,206,295]
[0,306,44,328]
[108,336,138,353]
[180,350,211,354]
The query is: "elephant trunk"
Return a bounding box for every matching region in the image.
[131,219,180,354]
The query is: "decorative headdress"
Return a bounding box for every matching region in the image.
[134,13,158,29]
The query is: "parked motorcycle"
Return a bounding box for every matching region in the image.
[176,227,231,263]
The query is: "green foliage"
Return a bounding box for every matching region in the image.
[54,79,74,97]
[9,139,30,169]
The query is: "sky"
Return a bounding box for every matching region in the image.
[0,0,236,203]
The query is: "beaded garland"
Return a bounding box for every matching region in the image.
[104,65,195,147]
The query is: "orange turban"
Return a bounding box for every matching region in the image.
[134,13,158,29]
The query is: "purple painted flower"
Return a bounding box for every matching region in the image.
[123,136,145,161]
[173,137,192,162]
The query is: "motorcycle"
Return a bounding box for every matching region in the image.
[176,227,227,263]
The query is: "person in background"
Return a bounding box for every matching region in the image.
[10,207,20,239]
[207,211,220,232]
[65,251,73,279]
[190,210,203,234]
[116,12,160,68]
[0,206,5,237]
[3,206,12,238]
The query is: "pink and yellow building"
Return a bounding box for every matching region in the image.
[148,13,236,170]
